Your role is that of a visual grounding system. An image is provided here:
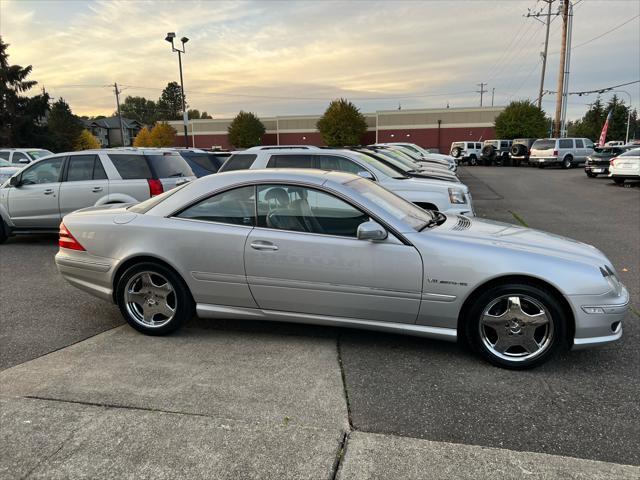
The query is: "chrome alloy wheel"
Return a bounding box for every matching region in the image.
[479,295,554,362]
[124,271,176,328]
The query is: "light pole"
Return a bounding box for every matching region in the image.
[165,32,189,147]
[610,90,632,144]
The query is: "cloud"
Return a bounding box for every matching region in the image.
[1,0,638,120]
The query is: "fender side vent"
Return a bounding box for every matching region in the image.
[452,216,471,231]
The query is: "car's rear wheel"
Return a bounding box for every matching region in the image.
[562,156,573,169]
[0,220,7,244]
[116,262,194,335]
[613,178,625,185]
[586,171,597,178]
[464,283,566,369]
[469,155,477,166]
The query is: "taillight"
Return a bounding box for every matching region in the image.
[147,179,164,197]
[610,156,618,167]
[552,150,558,157]
[59,222,85,251]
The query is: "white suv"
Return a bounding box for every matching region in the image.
[0,148,53,165]
[0,148,195,242]
[449,142,483,165]
[219,148,474,216]
[529,138,595,169]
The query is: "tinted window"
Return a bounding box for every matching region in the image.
[20,157,63,185]
[532,139,555,149]
[575,139,584,148]
[67,155,97,182]
[267,154,314,168]
[0,152,9,160]
[620,148,640,157]
[501,141,510,148]
[317,155,361,174]
[219,154,257,172]
[94,158,107,179]
[177,186,255,226]
[108,154,153,179]
[146,153,193,178]
[181,152,226,173]
[12,152,29,164]
[257,184,368,237]
[559,139,573,149]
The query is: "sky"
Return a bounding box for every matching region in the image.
[1,0,638,120]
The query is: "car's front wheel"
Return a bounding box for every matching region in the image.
[613,178,625,185]
[116,262,194,335]
[586,171,597,178]
[465,283,567,369]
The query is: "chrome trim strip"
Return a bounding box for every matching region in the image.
[196,303,458,342]
[191,271,247,284]
[421,292,457,302]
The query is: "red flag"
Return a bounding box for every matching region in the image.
[598,110,612,146]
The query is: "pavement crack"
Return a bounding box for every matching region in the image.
[336,335,353,429]
[330,431,350,480]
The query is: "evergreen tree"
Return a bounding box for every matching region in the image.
[48,98,83,152]
[157,82,184,120]
[316,99,367,147]
[227,111,265,148]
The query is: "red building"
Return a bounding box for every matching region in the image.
[167,106,502,153]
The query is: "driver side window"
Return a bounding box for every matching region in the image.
[257,184,369,237]
[20,157,64,185]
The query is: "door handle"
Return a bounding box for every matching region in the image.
[250,241,278,251]
[92,186,103,192]
[43,189,54,195]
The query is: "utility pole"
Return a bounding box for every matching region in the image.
[113,83,126,147]
[477,82,488,107]
[491,88,495,106]
[554,0,570,137]
[526,0,556,109]
[560,1,573,137]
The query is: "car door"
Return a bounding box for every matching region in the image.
[574,139,586,162]
[7,156,64,228]
[244,183,423,323]
[59,154,110,217]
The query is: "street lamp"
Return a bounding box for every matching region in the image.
[610,90,632,144]
[165,32,189,147]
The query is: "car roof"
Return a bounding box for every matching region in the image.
[244,145,321,151]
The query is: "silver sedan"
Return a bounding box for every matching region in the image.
[55,169,628,369]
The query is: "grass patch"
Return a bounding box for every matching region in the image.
[630,306,640,318]
[508,210,529,227]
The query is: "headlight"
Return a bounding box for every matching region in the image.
[448,188,467,204]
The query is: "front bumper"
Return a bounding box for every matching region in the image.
[568,284,629,350]
[584,164,609,174]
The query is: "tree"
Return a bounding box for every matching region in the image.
[133,126,153,147]
[567,95,637,142]
[200,111,212,119]
[119,96,157,125]
[316,99,367,147]
[47,98,83,152]
[227,111,265,148]
[157,82,184,120]
[150,122,176,147]
[188,109,213,120]
[0,36,51,147]
[494,100,548,139]
[74,129,100,150]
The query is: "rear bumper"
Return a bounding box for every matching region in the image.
[529,157,559,165]
[55,249,116,302]
[568,285,629,350]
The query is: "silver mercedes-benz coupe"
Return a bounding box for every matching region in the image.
[55,169,628,369]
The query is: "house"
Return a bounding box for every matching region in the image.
[82,117,143,147]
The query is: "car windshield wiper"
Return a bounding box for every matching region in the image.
[419,211,446,231]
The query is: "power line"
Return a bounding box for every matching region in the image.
[572,14,639,50]
[543,79,640,96]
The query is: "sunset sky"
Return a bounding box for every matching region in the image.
[1,0,638,120]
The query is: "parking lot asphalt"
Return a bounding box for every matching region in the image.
[340,166,640,466]
[1,166,638,476]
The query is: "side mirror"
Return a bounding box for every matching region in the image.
[9,176,21,187]
[18,159,30,164]
[357,220,388,241]
[357,171,374,180]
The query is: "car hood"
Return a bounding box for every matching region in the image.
[430,215,610,268]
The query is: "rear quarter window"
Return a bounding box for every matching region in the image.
[145,153,194,178]
[267,154,314,168]
[219,154,257,172]
[108,154,153,179]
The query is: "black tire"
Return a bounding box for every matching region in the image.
[469,155,477,166]
[451,147,462,158]
[586,171,597,178]
[116,262,194,335]
[613,178,625,185]
[562,155,573,169]
[538,164,545,169]
[511,144,527,157]
[0,220,7,244]
[464,283,567,369]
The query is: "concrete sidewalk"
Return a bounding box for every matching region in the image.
[1,325,637,479]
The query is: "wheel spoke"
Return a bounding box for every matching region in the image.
[505,296,525,317]
[154,282,174,297]
[140,273,153,290]
[493,335,516,354]
[520,332,541,354]
[142,304,155,323]
[525,311,549,327]
[157,302,175,319]
[126,291,146,306]
[481,312,506,328]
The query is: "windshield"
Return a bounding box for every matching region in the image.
[389,146,422,161]
[371,151,416,172]
[349,151,407,179]
[620,148,640,157]
[0,159,11,167]
[348,178,434,229]
[28,150,53,159]
[532,139,555,150]
[146,153,194,178]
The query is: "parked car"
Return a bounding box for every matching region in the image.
[0,159,22,185]
[0,149,195,242]
[374,143,457,171]
[529,138,595,169]
[55,169,628,369]
[175,148,231,177]
[609,147,640,185]
[450,141,483,166]
[509,138,537,166]
[371,144,456,172]
[355,148,461,183]
[480,140,512,166]
[218,148,474,216]
[0,148,53,165]
[584,145,634,178]
[365,146,456,177]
